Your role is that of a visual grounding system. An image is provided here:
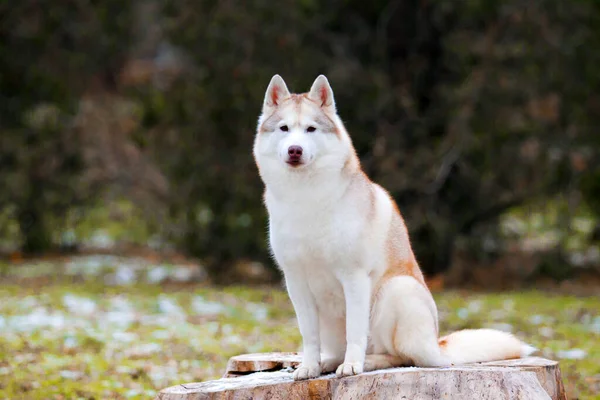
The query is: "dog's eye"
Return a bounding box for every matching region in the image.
[306,126,316,133]
[280,125,289,132]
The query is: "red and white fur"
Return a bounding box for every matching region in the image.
[253,75,535,380]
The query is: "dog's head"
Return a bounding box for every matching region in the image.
[254,75,355,180]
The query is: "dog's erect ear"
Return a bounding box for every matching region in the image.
[263,75,290,111]
[308,75,335,109]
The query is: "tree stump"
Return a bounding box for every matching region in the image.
[156,353,566,400]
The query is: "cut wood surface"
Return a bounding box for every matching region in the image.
[224,352,301,376]
[156,353,566,400]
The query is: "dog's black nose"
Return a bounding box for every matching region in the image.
[288,145,303,157]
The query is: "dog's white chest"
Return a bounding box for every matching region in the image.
[268,204,354,270]
[270,210,348,316]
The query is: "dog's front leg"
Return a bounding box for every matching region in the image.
[283,269,321,380]
[337,272,370,377]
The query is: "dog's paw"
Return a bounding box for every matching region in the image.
[320,357,342,373]
[293,363,321,380]
[336,362,363,377]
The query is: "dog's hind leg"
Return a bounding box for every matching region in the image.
[371,275,449,368]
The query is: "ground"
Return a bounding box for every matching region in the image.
[0,256,598,399]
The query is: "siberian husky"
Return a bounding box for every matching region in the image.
[253,75,535,380]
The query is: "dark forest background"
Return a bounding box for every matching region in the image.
[2,0,600,284]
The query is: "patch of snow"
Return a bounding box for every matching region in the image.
[556,348,587,360]
[147,363,179,386]
[110,296,134,312]
[106,266,137,285]
[8,308,66,332]
[157,295,185,318]
[147,266,169,283]
[60,370,84,380]
[467,300,482,313]
[21,296,39,309]
[172,267,195,282]
[125,389,141,398]
[539,326,554,338]
[192,296,227,316]
[87,231,115,249]
[224,335,242,345]
[14,353,36,363]
[205,322,220,334]
[222,324,233,335]
[63,336,78,349]
[151,330,171,339]
[65,255,117,276]
[116,366,135,374]
[528,314,545,325]
[104,310,137,329]
[139,314,172,327]
[63,294,97,315]
[589,316,600,334]
[246,302,268,321]
[112,332,138,343]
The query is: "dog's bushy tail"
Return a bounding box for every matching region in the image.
[439,329,536,365]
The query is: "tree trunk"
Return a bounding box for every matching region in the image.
[156,353,566,400]
[18,203,52,255]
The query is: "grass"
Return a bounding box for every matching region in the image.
[0,259,598,399]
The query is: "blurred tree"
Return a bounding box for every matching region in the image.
[141,0,600,276]
[1,0,598,278]
[0,1,133,253]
